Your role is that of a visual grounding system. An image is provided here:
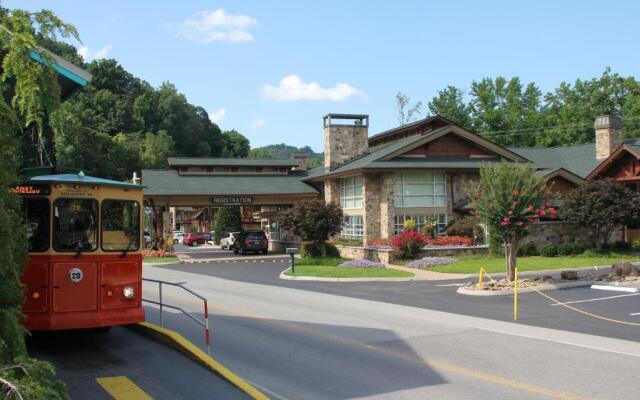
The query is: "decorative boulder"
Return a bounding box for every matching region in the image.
[560,270,579,280]
[610,261,638,277]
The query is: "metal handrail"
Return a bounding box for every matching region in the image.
[142,278,211,355]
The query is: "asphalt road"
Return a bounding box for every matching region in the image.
[27,325,249,399]
[144,264,640,400]
[157,257,640,343]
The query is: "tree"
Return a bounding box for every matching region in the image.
[278,200,343,256]
[395,92,422,125]
[220,130,250,158]
[428,86,471,128]
[561,180,640,248]
[140,130,173,169]
[213,207,242,244]
[471,162,556,281]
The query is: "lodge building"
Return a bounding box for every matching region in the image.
[142,113,639,248]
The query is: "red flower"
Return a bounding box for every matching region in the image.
[517,221,524,227]
[538,209,547,217]
[512,190,519,196]
[507,210,513,215]
[527,204,534,212]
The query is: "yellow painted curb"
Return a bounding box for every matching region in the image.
[96,376,153,400]
[130,322,269,400]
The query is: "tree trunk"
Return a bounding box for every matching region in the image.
[504,234,518,282]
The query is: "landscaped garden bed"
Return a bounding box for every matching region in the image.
[143,249,180,264]
[283,257,413,279]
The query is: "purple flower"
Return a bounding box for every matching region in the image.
[406,257,456,269]
[339,259,385,269]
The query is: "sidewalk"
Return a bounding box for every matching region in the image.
[386,263,472,281]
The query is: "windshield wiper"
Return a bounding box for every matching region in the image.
[120,233,139,257]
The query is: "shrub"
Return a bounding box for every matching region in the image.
[572,242,588,255]
[446,217,476,238]
[556,243,575,256]
[391,230,427,259]
[279,200,343,257]
[540,244,558,257]
[424,236,472,247]
[633,238,640,250]
[300,241,340,258]
[406,257,456,269]
[403,219,417,231]
[488,226,503,256]
[214,207,242,244]
[338,259,385,269]
[612,240,631,250]
[517,242,538,257]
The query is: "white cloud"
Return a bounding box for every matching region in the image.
[261,75,365,102]
[208,108,226,124]
[251,118,265,130]
[77,44,113,61]
[172,9,258,43]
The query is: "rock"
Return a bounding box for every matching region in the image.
[560,270,579,280]
[542,275,553,281]
[610,261,637,277]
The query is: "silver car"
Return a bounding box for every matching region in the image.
[220,232,240,250]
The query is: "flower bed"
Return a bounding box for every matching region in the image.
[406,257,456,269]
[338,259,385,269]
[424,236,473,247]
[143,249,175,258]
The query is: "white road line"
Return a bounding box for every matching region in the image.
[550,292,640,306]
[591,284,639,293]
[629,312,640,316]
[434,283,467,287]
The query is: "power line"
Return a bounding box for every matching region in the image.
[477,115,640,138]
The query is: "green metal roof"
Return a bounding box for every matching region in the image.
[142,169,319,196]
[364,158,505,170]
[29,173,142,189]
[167,157,298,167]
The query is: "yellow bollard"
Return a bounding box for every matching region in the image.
[513,267,518,321]
[478,267,485,289]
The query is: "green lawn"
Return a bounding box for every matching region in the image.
[143,256,180,264]
[284,265,413,278]
[286,257,413,278]
[426,254,639,274]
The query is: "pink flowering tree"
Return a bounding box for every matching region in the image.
[471,162,557,281]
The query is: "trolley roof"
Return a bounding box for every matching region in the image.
[28,173,143,189]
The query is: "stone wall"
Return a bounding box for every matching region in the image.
[520,222,623,248]
[324,178,340,205]
[324,125,369,168]
[335,245,393,264]
[379,173,396,239]
[363,174,381,246]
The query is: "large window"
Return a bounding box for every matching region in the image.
[102,200,140,251]
[394,214,448,235]
[340,176,363,209]
[22,197,49,252]
[393,172,446,207]
[53,198,98,252]
[341,215,364,239]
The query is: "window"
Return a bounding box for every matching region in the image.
[22,197,49,252]
[341,215,364,239]
[394,214,448,235]
[53,198,98,252]
[101,200,140,251]
[340,176,363,209]
[393,172,446,207]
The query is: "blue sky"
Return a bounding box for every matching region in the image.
[10,0,640,152]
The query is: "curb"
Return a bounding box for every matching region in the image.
[186,258,289,264]
[456,279,640,296]
[129,322,268,400]
[143,261,184,267]
[279,269,414,282]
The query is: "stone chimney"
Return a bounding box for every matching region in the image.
[595,115,622,160]
[292,151,308,171]
[323,114,369,169]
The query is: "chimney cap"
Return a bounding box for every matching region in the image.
[323,113,369,128]
[594,115,622,130]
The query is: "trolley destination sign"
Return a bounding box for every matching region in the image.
[9,184,51,196]
[211,196,253,205]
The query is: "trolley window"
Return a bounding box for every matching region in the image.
[53,198,98,252]
[22,197,49,252]
[101,200,140,252]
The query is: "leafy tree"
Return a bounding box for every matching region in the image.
[213,207,242,244]
[428,86,471,128]
[140,130,174,169]
[471,162,556,281]
[561,180,640,248]
[395,92,422,125]
[278,200,344,257]
[220,130,250,157]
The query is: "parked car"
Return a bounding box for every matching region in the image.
[202,232,213,243]
[220,232,240,250]
[233,231,268,255]
[143,231,152,248]
[183,232,206,246]
[172,231,186,244]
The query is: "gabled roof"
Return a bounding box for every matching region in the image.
[536,168,586,186]
[167,157,298,168]
[367,115,453,144]
[306,124,527,180]
[586,143,640,181]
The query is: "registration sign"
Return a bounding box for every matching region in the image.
[211,196,253,205]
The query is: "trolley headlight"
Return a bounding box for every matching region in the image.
[123,286,135,299]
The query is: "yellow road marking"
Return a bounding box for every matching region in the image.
[96,376,153,400]
[155,291,586,400]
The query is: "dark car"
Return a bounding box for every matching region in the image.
[234,231,268,255]
[183,232,206,246]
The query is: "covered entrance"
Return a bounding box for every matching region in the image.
[141,157,319,251]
